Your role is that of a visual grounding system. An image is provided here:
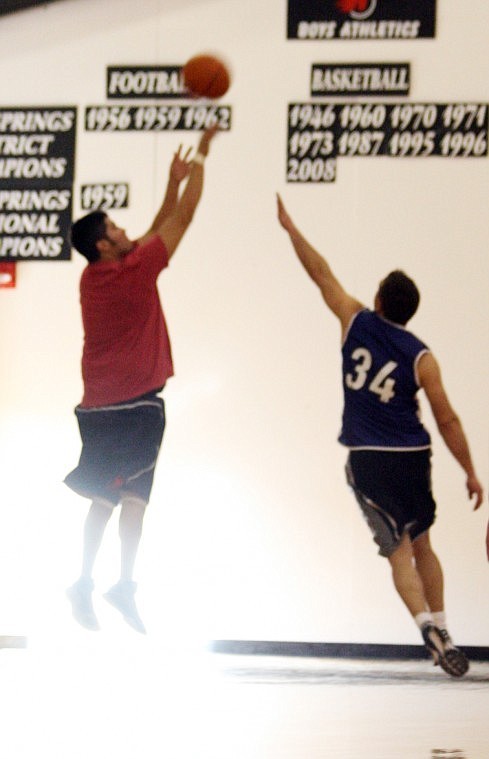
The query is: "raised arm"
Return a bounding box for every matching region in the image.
[417,351,483,510]
[276,194,363,335]
[137,146,193,245]
[140,126,218,257]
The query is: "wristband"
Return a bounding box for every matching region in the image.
[193,152,205,166]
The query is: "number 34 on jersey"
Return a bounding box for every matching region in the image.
[345,347,398,404]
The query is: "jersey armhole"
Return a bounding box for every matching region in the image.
[414,348,430,387]
[341,309,363,347]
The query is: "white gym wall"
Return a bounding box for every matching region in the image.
[0,0,487,647]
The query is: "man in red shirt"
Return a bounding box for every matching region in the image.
[65,126,218,633]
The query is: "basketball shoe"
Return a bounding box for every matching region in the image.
[421,622,469,678]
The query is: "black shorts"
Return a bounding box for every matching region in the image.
[345,449,436,557]
[64,390,166,506]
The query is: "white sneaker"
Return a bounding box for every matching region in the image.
[103,580,146,634]
[66,577,100,631]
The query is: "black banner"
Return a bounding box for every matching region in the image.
[84,104,231,132]
[0,107,76,261]
[0,0,62,17]
[287,102,488,182]
[80,182,129,211]
[311,63,410,97]
[107,66,186,99]
[287,0,436,40]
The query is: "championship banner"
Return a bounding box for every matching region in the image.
[0,107,76,261]
[287,102,488,183]
[287,0,437,40]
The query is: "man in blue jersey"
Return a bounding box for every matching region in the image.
[277,194,483,677]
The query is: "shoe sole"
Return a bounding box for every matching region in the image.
[423,625,469,678]
[103,592,146,634]
[438,648,470,678]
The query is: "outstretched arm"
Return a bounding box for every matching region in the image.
[418,352,483,510]
[138,146,193,245]
[276,194,363,334]
[150,146,193,232]
[151,125,219,259]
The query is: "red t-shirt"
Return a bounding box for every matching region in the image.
[79,235,174,407]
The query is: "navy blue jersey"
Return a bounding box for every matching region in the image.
[339,309,431,450]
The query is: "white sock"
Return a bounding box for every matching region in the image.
[415,611,433,629]
[432,611,447,630]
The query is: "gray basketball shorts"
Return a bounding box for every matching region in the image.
[64,390,166,506]
[345,449,436,557]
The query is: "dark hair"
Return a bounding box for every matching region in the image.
[377,270,420,325]
[70,211,107,263]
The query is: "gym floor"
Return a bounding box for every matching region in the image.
[1,635,488,758]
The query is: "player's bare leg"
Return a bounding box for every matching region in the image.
[66,498,114,630]
[118,495,147,582]
[388,531,427,617]
[389,532,468,677]
[413,531,469,677]
[103,495,147,633]
[412,531,444,613]
[82,498,114,577]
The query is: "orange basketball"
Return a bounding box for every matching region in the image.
[183,54,230,99]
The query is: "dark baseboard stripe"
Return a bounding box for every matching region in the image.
[210,640,489,661]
